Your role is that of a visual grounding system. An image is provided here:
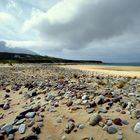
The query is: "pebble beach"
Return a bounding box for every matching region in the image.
[0,64,140,140]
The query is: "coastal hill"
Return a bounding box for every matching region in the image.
[0,52,102,64]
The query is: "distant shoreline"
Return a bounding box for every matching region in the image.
[60,64,140,78]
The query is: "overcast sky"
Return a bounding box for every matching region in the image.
[0,0,140,62]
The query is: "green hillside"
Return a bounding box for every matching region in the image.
[0,52,102,64]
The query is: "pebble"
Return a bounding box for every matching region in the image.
[65,121,75,134]
[128,93,135,96]
[61,135,67,140]
[25,112,36,118]
[107,125,118,134]
[131,109,140,119]
[1,123,13,134]
[46,93,55,101]
[83,100,88,104]
[3,102,10,110]
[103,125,108,131]
[134,122,140,133]
[89,113,102,126]
[121,119,129,125]
[99,108,107,113]
[82,137,94,140]
[106,120,112,126]
[18,124,26,134]
[46,135,53,140]
[113,118,122,126]
[78,124,85,129]
[15,118,26,125]
[99,122,104,127]
[1,65,140,140]
[117,133,123,140]
[8,134,14,140]
[95,95,104,104]
[56,117,62,123]
[82,95,88,100]
[86,108,95,114]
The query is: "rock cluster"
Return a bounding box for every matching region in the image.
[0,64,140,139]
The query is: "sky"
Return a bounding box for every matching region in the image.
[0,0,140,62]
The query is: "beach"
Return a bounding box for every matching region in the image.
[61,64,140,78]
[0,64,140,140]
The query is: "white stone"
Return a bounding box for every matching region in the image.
[134,122,140,134]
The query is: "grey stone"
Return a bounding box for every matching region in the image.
[128,93,135,96]
[117,134,123,140]
[89,113,102,126]
[99,122,104,127]
[3,102,10,110]
[86,108,95,114]
[8,134,14,140]
[122,120,129,125]
[134,122,140,133]
[99,108,107,113]
[82,100,88,104]
[56,117,62,123]
[107,125,118,134]
[78,124,85,129]
[106,120,112,126]
[82,95,88,100]
[25,112,36,118]
[131,109,140,119]
[15,118,26,125]
[18,124,26,134]
[46,135,53,140]
[47,93,55,101]
[1,123,13,134]
[103,125,108,131]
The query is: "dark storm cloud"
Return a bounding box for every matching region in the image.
[37,0,140,51]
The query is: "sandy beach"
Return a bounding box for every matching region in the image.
[60,64,140,78]
[0,64,140,140]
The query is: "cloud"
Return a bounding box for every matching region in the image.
[21,0,140,62]
[6,0,23,16]
[0,40,36,54]
[0,12,15,23]
[1,0,140,62]
[20,0,140,62]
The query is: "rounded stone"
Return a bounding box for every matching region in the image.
[89,113,102,126]
[25,112,36,118]
[107,126,118,134]
[134,122,140,133]
[18,124,26,134]
[8,134,14,140]
[78,124,85,129]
